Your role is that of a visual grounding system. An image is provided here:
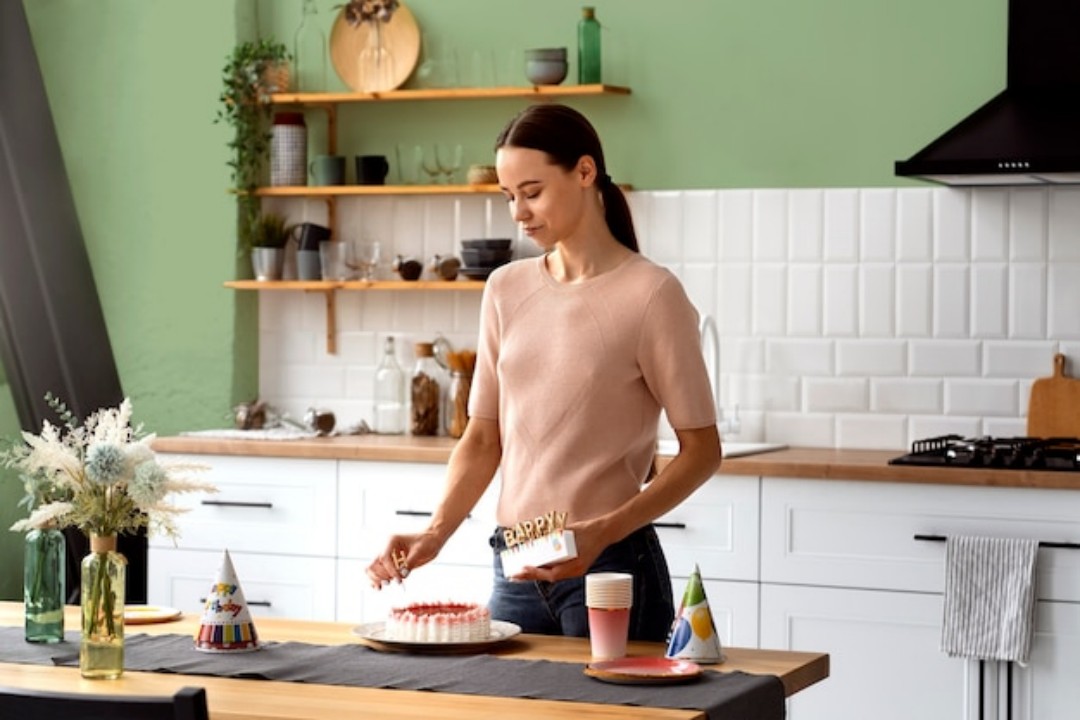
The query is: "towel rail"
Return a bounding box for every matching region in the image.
[913,533,1080,550]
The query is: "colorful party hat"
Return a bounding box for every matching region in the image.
[194,549,260,653]
[665,564,724,663]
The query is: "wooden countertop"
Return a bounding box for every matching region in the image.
[0,603,828,719]
[152,435,1080,490]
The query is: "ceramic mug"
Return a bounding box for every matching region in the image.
[310,155,346,186]
[357,155,390,185]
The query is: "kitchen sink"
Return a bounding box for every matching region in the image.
[656,439,787,459]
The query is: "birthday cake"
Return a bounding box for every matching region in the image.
[385,602,491,642]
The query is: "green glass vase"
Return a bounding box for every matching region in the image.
[80,534,126,679]
[24,527,65,643]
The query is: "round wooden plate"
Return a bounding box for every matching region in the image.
[123,605,182,625]
[329,3,421,92]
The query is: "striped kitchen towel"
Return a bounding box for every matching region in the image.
[941,535,1039,664]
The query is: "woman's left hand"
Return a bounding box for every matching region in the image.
[508,519,608,582]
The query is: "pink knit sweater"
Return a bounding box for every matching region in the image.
[469,253,716,526]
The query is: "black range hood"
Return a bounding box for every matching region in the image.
[896,0,1080,185]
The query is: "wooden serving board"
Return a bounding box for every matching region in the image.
[1027,354,1080,438]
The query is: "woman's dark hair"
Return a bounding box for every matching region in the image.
[495,104,638,252]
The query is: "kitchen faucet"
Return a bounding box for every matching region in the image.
[699,314,740,439]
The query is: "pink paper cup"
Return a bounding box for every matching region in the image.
[587,606,631,660]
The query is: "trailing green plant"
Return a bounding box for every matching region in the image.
[215,39,291,254]
[251,211,294,249]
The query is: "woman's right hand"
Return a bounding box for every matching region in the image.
[364,531,443,589]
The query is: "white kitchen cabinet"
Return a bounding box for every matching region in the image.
[148,547,337,621]
[761,583,965,720]
[148,454,339,620]
[337,460,498,567]
[655,474,759,582]
[761,476,1080,720]
[1010,600,1080,720]
[148,454,338,557]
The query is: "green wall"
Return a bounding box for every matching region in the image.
[0,0,1006,597]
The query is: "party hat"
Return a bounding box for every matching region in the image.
[194,549,260,653]
[665,564,724,663]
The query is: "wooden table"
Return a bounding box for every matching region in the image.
[0,603,828,719]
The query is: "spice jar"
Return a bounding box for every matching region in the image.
[410,342,441,436]
[447,370,472,438]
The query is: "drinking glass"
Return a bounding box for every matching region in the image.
[348,239,381,281]
[437,143,464,185]
[395,143,423,184]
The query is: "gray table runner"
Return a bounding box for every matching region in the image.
[0,628,784,720]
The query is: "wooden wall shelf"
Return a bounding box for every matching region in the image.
[269,84,631,105]
[225,279,485,353]
[253,184,500,197]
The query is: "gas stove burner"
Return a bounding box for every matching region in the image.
[890,435,1080,472]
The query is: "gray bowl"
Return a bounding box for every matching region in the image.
[525,59,568,86]
[525,47,567,61]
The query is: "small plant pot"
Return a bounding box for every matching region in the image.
[251,247,285,281]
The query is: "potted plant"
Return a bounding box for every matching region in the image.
[250,211,294,281]
[215,39,291,257]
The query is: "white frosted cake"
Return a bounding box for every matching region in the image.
[384,602,491,643]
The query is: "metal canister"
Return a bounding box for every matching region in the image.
[270,112,307,186]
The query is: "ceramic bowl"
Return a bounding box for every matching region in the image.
[525,59,568,86]
[461,238,513,250]
[460,248,513,268]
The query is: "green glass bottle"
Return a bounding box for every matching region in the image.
[24,527,65,643]
[577,6,602,85]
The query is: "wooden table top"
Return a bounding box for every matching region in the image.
[0,603,828,720]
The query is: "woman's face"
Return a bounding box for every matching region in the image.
[495,146,591,250]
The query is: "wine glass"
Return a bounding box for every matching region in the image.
[421,145,442,185]
[436,143,464,185]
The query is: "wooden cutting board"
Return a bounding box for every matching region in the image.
[1027,354,1080,438]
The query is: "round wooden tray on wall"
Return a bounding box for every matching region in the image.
[329,3,421,92]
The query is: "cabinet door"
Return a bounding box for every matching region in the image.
[151,454,338,557]
[761,477,1080,600]
[148,548,337,621]
[1011,600,1080,720]
[336,557,494,624]
[337,460,498,566]
[655,475,759,582]
[670,577,758,649]
[761,584,968,720]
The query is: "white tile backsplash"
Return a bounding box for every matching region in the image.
[259,187,1080,450]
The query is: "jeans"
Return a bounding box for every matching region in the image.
[487,524,675,642]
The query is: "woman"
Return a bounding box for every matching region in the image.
[366,104,720,641]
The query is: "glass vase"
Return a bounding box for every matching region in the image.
[80,534,126,679]
[357,20,396,92]
[24,527,66,643]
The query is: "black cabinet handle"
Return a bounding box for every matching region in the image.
[201,499,274,509]
[914,533,1080,549]
[395,509,472,519]
[654,521,687,530]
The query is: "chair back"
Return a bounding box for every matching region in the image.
[0,685,208,720]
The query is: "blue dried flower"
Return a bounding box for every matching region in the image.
[85,443,128,486]
[129,462,168,507]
